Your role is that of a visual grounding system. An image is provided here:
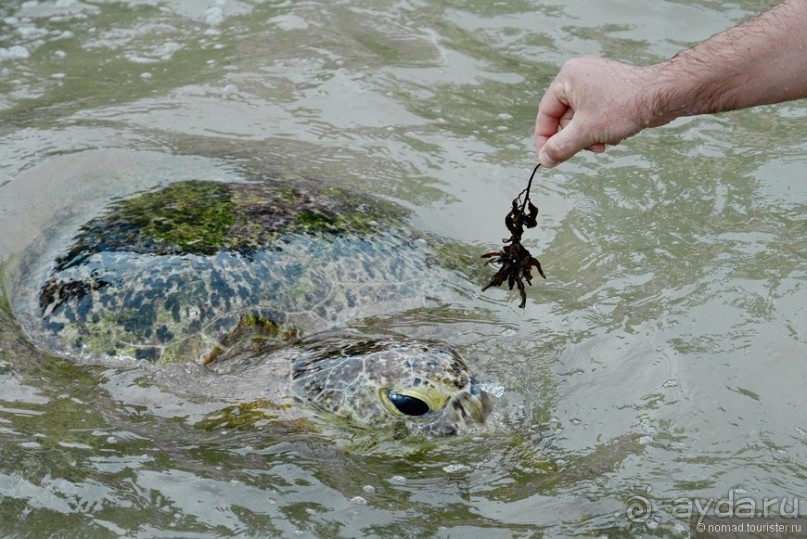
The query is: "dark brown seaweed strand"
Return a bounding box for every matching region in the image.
[481,164,545,308]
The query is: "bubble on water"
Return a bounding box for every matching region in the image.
[205,0,227,26]
[661,379,677,388]
[16,24,48,41]
[389,475,406,484]
[639,435,654,445]
[477,382,505,399]
[349,496,367,505]
[638,417,657,435]
[140,72,151,79]
[205,8,224,26]
[442,463,472,473]
[0,46,31,61]
[361,485,376,494]
[123,42,182,64]
[497,112,513,121]
[273,14,309,31]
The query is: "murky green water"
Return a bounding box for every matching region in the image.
[1,1,804,537]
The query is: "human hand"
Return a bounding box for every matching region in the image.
[534,57,668,168]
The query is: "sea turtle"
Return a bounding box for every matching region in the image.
[11,178,492,435]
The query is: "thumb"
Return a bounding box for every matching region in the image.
[538,120,589,168]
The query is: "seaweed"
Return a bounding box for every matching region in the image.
[481,164,546,308]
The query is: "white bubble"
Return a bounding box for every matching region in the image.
[477,382,505,398]
[442,463,472,473]
[0,46,30,60]
[205,7,225,26]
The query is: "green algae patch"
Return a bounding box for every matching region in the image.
[54,180,236,271]
[115,181,235,256]
[56,179,410,270]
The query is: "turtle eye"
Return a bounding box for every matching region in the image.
[387,390,430,416]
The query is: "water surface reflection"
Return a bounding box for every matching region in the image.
[1,0,804,537]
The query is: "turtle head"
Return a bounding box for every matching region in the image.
[291,333,492,435]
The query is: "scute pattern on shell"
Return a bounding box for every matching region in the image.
[20,180,443,364]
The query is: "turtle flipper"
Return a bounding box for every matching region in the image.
[203,312,299,370]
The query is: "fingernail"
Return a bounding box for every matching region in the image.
[539,151,557,168]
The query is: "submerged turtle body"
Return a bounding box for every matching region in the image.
[13,178,491,434]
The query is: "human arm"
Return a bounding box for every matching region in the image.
[534,0,807,168]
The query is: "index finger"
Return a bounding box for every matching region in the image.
[534,81,569,152]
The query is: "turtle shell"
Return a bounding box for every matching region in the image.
[14,179,456,364]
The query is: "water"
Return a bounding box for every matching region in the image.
[1,0,805,537]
